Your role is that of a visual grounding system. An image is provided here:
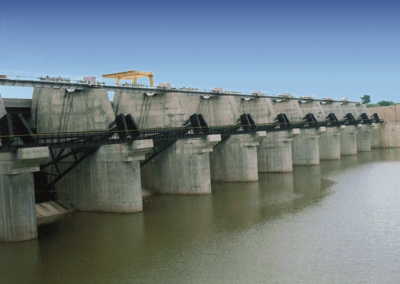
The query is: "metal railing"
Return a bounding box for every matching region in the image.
[0,76,361,103]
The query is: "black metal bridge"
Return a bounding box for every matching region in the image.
[0,111,382,202]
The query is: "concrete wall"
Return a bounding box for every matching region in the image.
[0,148,49,242]
[210,132,265,182]
[141,136,220,194]
[0,95,49,242]
[342,103,371,152]
[32,88,114,133]
[238,97,276,123]
[368,105,400,148]
[299,101,342,160]
[114,92,222,193]
[354,104,374,151]
[113,91,191,128]
[321,102,358,155]
[0,93,5,117]
[320,101,345,119]
[273,99,323,165]
[299,101,326,121]
[32,88,151,213]
[200,96,265,182]
[340,102,359,118]
[273,99,303,122]
[238,97,295,172]
[55,141,153,212]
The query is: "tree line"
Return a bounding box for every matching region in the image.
[360,95,397,108]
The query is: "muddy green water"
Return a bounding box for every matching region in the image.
[1,149,400,283]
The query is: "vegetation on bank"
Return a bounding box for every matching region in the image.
[360,95,398,108]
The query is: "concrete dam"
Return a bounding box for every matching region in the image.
[0,77,397,242]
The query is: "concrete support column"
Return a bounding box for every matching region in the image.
[0,148,49,242]
[292,127,325,165]
[371,124,382,148]
[340,125,358,155]
[319,126,345,160]
[377,122,400,148]
[357,124,372,152]
[210,132,266,182]
[141,135,221,194]
[257,129,300,172]
[57,140,153,213]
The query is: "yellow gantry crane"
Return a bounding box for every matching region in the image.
[102,70,154,86]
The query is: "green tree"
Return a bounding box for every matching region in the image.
[361,95,371,104]
[377,100,396,106]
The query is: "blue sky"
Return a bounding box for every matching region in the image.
[0,0,399,103]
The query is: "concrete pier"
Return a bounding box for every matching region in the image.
[319,126,345,160]
[240,97,297,172]
[344,103,372,152]
[56,142,153,212]
[321,101,358,155]
[274,99,323,165]
[0,95,49,242]
[210,133,265,182]
[0,94,5,117]
[370,127,381,148]
[32,88,152,212]
[299,100,343,160]
[292,128,325,165]
[368,105,400,148]
[257,130,298,172]
[141,135,221,194]
[341,125,359,155]
[0,148,49,242]
[114,91,223,193]
[199,96,266,182]
[1,94,50,242]
[355,104,377,151]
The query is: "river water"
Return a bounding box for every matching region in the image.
[1,149,400,283]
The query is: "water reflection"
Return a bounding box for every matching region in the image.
[142,194,214,249]
[211,182,261,232]
[0,239,40,282]
[36,212,145,282]
[1,149,400,283]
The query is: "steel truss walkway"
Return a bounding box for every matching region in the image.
[0,111,382,200]
[0,112,381,154]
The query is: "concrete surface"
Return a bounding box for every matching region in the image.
[319,126,345,160]
[210,132,266,182]
[199,96,264,182]
[32,88,151,213]
[141,135,221,194]
[300,100,342,160]
[258,130,298,172]
[0,93,6,117]
[321,101,358,155]
[274,99,323,165]
[36,201,69,219]
[0,148,50,242]
[341,102,373,152]
[240,97,296,172]
[368,105,400,148]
